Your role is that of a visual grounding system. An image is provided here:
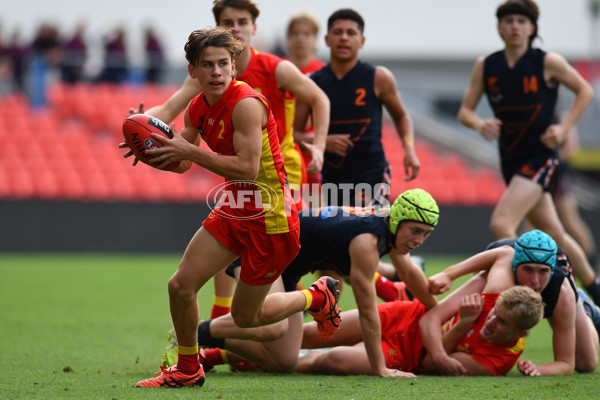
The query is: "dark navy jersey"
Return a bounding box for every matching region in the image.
[483,48,559,165]
[282,206,390,291]
[484,238,578,319]
[310,61,388,184]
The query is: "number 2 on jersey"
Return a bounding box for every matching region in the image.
[355,88,366,106]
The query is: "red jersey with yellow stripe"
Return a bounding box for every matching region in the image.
[380,293,524,375]
[292,57,326,75]
[237,48,302,188]
[188,79,298,234]
[442,293,524,376]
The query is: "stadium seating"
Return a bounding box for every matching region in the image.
[382,121,504,205]
[0,83,505,205]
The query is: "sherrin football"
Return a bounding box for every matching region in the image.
[122,114,180,171]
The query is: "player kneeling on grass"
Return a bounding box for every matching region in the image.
[123,27,341,389]
[162,189,439,378]
[296,284,543,376]
[428,229,600,375]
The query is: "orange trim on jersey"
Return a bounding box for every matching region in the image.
[494,104,542,151]
[327,118,372,168]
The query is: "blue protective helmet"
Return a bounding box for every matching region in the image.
[512,229,557,277]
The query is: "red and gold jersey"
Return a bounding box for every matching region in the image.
[443,293,524,376]
[285,57,326,76]
[188,79,298,234]
[237,48,302,188]
[285,56,326,186]
[379,293,524,375]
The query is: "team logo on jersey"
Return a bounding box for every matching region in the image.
[487,76,502,103]
[487,76,500,93]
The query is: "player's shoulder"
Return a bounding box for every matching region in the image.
[553,278,577,313]
[230,83,269,112]
[253,49,284,66]
[542,51,568,69]
[484,237,516,251]
[374,64,393,77]
[374,65,396,86]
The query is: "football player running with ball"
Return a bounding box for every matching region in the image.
[125,27,340,389]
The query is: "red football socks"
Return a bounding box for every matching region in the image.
[204,348,226,366]
[374,273,398,302]
[177,345,200,375]
[210,295,232,319]
[302,286,326,312]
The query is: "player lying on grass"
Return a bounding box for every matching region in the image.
[295,284,543,376]
[428,229,600,375]
[162,189,439,377]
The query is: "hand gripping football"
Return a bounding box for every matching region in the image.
[122,114,180,171]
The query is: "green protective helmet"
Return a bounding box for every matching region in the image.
[389,188,439,235]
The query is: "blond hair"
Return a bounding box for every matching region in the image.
[496,285,544,331]
[287,11,320,37]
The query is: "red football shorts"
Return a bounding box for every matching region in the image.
[378,300,427,372]
[203,215,300,286]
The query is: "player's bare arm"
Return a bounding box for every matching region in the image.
[145,76,203,123]
[540,52,594,150]
[428,247,512,295]
[450,352,493,376]
[325,134,354,156]
[529,281,576,376]
[441,293,483,353]
[420,275,486,375]
[457,57,503,141]
[374,65,419,180]
[348,234,400,377]
[292,99,313,142]
[148,97,263,180]
[122,77,204,166]
[439,294,492,376]
[390,250,436,309]
[293,94,353,158]
[276,60,330,174]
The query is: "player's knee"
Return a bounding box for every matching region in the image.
[254,319,289,341]
[230,311,252,328]
[268,354,297,372]
[575,354,598,373]
[541,227,563,244]
[230,308,263,328]
[317,352,343,373]
[489,217,506,237]
[167,276,193,301]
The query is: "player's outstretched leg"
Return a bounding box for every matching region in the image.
[307,277,341,340]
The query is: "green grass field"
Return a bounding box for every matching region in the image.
[1,253,598,399]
